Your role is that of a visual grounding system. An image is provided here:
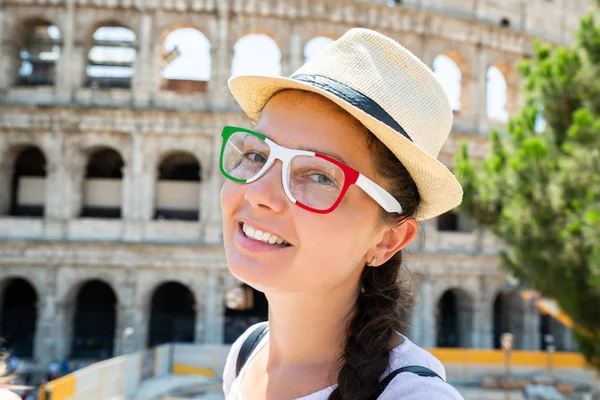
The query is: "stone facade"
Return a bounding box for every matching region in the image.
[0,0,585,368]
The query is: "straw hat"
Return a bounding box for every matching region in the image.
[228,28,462,221]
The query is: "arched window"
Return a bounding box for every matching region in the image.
[161,28,211,93]
[436,289,474,348]
[224,284,268,344]
[493,292,525,349]
[70,280,117,359]
[0,278,37,358]
[232,34,281,77]
[81,148,124,218]
[86,25,136,89]
[155,152,201,221]
[148,282,195,346]
[304,36,334,64]
[486,66,509,122]
[17,22,61,86]
[10,146,46,217]
[433,55,462,112]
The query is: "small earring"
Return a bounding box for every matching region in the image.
[368,255,377,267]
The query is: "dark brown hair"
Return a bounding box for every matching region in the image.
[328,127,421,400]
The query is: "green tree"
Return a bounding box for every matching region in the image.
[455,5,600,370]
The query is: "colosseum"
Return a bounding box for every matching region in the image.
[0,0,589,369]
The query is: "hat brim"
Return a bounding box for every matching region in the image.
[228,75,463,221]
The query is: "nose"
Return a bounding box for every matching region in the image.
[243,160,287,213]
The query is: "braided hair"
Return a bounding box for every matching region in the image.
[327,129,421,400]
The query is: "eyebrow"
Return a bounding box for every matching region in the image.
[256,129,349,165]
[297,145,349,165]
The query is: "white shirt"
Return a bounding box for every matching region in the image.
[223,323,464,400]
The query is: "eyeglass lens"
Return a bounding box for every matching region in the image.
[222,131,347,210]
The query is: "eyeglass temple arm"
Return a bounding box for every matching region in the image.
[355,174,403,214]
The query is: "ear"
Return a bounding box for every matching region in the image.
[369,218,418,267]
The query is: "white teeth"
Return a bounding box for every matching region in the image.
[242,223,287,246]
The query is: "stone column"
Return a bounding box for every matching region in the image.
[113,269,141,354]
[204,272,226,344]
[0,7,11,91]
[210,2,232,108]
[417,276,436,348]
[44,130,68,220]
[0,161,13,215]
[473,279,494,349]
[194,302,206,344]
[286,27,303,75]
[34,294,59,365]
[133,12,154,107]
[55,299,75,361]
[202,134,224,243]
[114,304,145,355]
[472,44,488,133]
[123,133,146,240]
[473,301,493,349]
[54,0,76,102]
[62,143,86,219]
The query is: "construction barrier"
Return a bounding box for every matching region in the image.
[40,344,173,400]
[39,345,597,400]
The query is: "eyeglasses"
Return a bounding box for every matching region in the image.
[219,126,403,214]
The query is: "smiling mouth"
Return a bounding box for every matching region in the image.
[240,222,292,247]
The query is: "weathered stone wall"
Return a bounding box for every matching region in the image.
[0,0,585,366]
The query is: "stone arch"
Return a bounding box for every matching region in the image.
[224,284,268,344]
[486,65,509,122]
[69,279,118,359]
[154,151,201,221]
[436,287,475,348]
[85,22,137,89]
[80,146,125,218]
[493,291,526,349]
[433,52,465,113]
[160,26,212,93]
[0,277,38,358]
[231,32,282,77]
[486,59,519,122]
[83,19,137,48]
[303,36,335,64]
[147,281,196,346]
[12,18,61,87]
[0,145,47,217]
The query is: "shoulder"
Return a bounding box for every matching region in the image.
[378,335,464,400]
[0,389,22,400]
[222,322,268,396]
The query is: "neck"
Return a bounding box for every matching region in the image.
[264,279,359,370]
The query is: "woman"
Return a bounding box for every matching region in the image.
[221,28,464,399]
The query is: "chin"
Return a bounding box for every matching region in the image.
[225,251,281,291]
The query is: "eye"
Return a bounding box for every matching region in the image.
[309,173,336,187]
[244,152,267,163]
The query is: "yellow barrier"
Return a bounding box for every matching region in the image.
[172,363,216,377]
[40,374,76,400]
[429,348,588,368]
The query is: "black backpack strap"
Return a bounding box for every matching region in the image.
[235,322,269,377]
[373,365,444,399]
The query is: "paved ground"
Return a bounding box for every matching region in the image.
[138,376,598,400]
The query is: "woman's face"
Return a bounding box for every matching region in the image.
[221,91,405,294]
